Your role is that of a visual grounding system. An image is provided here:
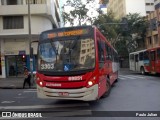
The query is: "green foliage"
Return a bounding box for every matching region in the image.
[93,12,120,43]
[62,0,96,26]
[93,13,147,57]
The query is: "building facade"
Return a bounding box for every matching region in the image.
[145,0,160,49]
[0,0,61,78]
[108,0,154,19]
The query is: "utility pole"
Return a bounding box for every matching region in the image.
[28,0,33,85]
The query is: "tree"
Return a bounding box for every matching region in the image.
[93,11,120,44]
[118,13,147,53]
[62,0,97,26]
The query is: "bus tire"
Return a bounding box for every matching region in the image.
[102,78,111,98]
[140,67,145,75]
[115,71,119,83]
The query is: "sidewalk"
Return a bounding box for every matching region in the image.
[0,77,36,89]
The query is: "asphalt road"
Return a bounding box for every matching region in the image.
[0,71,160,120]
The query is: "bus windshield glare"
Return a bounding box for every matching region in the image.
[38,37,95,72]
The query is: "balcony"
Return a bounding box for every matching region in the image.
[0,4,49,16]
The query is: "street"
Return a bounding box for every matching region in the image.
[0,70,160,120]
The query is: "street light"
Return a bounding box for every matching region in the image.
[28,0,33,85]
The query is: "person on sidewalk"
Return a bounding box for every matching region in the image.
[23,67,31,89]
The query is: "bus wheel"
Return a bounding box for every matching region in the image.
[140,67,145,75]
[102,79,111,98]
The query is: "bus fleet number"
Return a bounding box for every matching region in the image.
[41,64,54,70]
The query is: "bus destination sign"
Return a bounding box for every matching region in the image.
[47,29,89,39]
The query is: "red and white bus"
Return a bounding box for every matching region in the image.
[36,26,119,101]
[129,46,160,74]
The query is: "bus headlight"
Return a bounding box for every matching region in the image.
[88,81,93,86]
[40,81,43,86]
[87,76,96,88]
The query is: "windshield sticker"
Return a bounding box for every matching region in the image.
[64,64,70,71]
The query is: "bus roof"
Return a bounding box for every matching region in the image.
[129,49,147,55]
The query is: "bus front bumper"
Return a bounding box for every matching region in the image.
[37,84,98,101]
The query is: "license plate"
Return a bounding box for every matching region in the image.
[58,92,69,96]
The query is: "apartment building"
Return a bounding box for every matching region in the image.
[108,0,154,19]
[145,0,160,48]
[0,0,61,78]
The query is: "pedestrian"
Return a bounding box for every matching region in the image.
[23,67,31,89]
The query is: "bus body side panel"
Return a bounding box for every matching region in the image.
[138,60,144,72]
[94,28,107,99]
[156,48,160,73]
[151,51,156,73]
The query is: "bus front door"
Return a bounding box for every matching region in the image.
[135,54,139,71]
[150,51,156,73]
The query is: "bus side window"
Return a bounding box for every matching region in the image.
[139,52,143,61]
[150,51,155,61]
[130,54,134,61]
[98,41,105,68]
[144,51,149,60]
[98,41,105,61]
[105,44,110,60]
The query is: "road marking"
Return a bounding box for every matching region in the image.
[127,75,145,79]
[0,103,89,110]
[23,89,36,93]
[1,101,15,104]
[14,97,26,99]
[23,91,36,93]
[119,75,136,79]
[118,77,127,80]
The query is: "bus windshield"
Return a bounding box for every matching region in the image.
[38,37,95,72]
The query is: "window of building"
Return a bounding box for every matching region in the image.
[146,3,150,5]
[1,0,23,5]
[148,37,152,45]
[3,16,24,29]
[154,35,158,44]
[26,0,46,4]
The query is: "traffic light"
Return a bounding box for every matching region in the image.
[22,55,26,62]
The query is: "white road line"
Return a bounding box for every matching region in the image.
[23,91,36,93]
[1,101,15,104]
[23,89,36,93]
[127,75,145,79]
[118,77,126,80]
[0,103,89,110]
[119,75,136,79]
